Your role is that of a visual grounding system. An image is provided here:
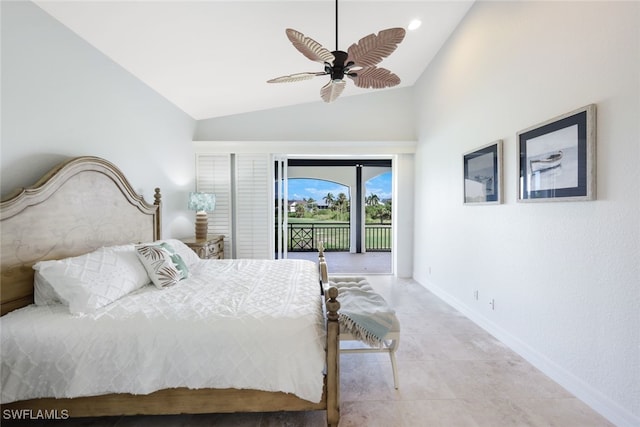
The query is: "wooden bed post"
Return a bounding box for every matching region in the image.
[154,187,162,240]
[325,286,340,427]
[318,241,328,284]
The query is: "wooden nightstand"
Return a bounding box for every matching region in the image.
[180,235,224,259]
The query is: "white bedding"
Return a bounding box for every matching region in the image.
[1,259,326,404]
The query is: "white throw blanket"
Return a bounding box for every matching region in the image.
[329,279,396,347]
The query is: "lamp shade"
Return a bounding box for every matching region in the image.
[188,192,216,212]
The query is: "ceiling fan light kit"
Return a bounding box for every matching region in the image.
[267,0,406,103]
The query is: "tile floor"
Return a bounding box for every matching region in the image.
[3,276,613,427]
[284,251,392,275]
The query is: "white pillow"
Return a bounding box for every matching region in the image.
[33,244,151,314]
[135,243,189,289]
[33,271,61,306]
[159,239,201,268]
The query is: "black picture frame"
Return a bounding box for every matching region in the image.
[463,140,502,204]
[517,104,596,202]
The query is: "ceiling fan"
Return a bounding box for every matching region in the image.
[267,0,406,103]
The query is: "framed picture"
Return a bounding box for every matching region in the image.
[463,140,503,204]
[517,104,596,202]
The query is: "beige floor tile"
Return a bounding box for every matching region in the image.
[338,400,405,427]
[400,399,479,427]
[459,398,538,427]
[394,360,456,400]
[341,360,398,402]
[514,398,616,427]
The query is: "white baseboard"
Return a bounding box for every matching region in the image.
[419,279,639,427]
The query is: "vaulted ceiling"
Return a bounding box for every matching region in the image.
[35,1,474,120]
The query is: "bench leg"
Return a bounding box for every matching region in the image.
[388,338,400,389]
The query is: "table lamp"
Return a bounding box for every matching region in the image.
[188,192,216,241]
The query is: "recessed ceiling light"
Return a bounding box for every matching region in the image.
[408,19,422,31]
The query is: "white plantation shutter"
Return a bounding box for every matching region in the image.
[195,153,271,259]
[234,153,271,259]
[196,154,232,258]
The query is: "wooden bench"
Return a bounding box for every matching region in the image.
[325,275,401,390]
[317,244,400,389]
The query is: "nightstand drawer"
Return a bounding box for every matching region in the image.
[210,239,224,258]
[180,235,224,260]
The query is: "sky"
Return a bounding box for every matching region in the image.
[287,171,392,203]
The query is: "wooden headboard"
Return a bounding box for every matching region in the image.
[0,156,161,315]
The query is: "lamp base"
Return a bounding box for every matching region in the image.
[195,211,208,241]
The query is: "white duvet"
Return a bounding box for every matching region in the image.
[1,259,326,404]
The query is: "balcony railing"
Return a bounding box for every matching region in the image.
[280,223,391,252]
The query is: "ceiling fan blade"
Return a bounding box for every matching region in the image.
[349,67,400,89]
[286,28,335,64]
[320,80,346,103]
[267,72,326,83]
[346,27,406,68]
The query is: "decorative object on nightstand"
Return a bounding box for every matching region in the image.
[188,192,216,241]
[180,235,225,260]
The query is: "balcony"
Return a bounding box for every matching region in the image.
[281,222,391,252]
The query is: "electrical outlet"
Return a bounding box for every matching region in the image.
[489,299,495,310]
[474,290,479,300]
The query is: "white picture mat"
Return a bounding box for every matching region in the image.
[526,125,578,191]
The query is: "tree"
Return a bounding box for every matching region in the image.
[335,193,349,221]
[323,193,335,209]
[294,202,305,218]
[366,193,380,206]
[306,197,318,214]
[367,200,392,224]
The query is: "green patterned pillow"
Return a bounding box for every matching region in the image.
[135,243,189,289]
[158,242,189,279]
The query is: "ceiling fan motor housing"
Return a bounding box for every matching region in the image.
[328,51,349,82]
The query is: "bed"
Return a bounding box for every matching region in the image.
[0,156,340,425]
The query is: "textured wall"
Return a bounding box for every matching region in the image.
[412,1,639,425]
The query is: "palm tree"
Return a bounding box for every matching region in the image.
[336,193,349,220]
[366,193,380,206]
[323,193,335,209]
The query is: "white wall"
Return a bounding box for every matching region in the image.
[1,1,196,238]
[394,154,414,278]
[412,1,639,425]
[194,87,416,142]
